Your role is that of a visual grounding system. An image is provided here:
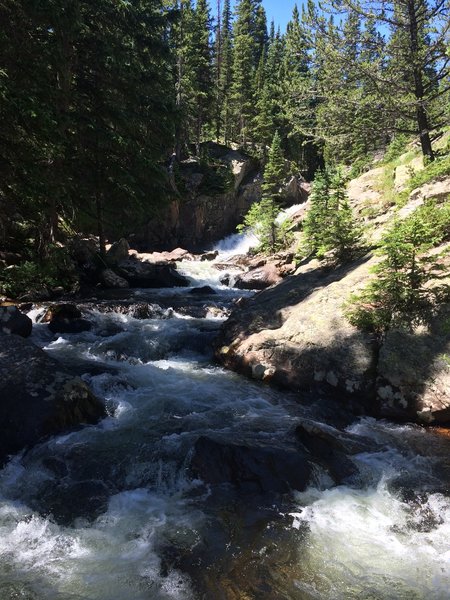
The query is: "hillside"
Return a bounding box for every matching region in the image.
[215,142,450,425]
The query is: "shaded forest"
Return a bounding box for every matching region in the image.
[0,0,448,281]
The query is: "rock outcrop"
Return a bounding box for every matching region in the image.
[136,143,262,250]
[0,333,105,464]
[215,167,450,425]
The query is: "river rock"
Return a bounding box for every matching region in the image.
[189,285,217,295]
[233,262,283,290]
[118,259,189,288]
[0,306,32,337]
[191,436,312,493]
[106,238,130,265]
[0,334,105,464]
[42,303,92,334]
[295,420,372,483]
[200,251,219,261]
[99,268,130,289]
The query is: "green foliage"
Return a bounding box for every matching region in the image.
[0,247,77,299]
[407,154,450,190]
[383,134,411,163]
[347,201,450,332]
[238,131,293,253]
[301,168,363,262]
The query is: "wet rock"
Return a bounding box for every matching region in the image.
[43,303,92,334]
[34,479,111,525]
[189,285,217,295]
[191,436,312,493]
[99,268,130,289]
[118,259,189,288]
[0,306,32,337]
[295,420,366,483]
[0,334,105,464]
[106,238,130,265]
[200,250,219,261]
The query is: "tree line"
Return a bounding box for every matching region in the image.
[0,0,448,260]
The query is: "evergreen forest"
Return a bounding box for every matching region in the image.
[0,0,449,292]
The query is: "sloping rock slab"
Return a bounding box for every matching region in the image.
[0,334,105,463]
[215,256,377,407]
[191,436,312,493]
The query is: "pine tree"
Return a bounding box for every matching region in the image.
[216,0,233,142]
[302,168,362,261]
[320,0,450,161]
[239,131,290,253]
[191,0,214,149]
[230,0,269,146]
[347,202,450,332]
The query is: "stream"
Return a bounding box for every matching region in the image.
[0,245,449,599]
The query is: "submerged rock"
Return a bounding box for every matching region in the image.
[0,334,105,464]
[191,436,312,493]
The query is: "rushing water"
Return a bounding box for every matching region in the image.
[0,251,449,600]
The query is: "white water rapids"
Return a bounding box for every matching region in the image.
[0,246,449,599]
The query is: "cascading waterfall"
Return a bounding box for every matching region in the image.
[0,246,449,599]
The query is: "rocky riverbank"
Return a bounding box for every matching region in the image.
[215,164,450,426]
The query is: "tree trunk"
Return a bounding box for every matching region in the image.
[407,0,435,161]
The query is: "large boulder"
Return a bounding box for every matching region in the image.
[106,238,130,265]
[0,334,105,464]
[99,268,130,289]
[118,259,189,288]
[216,256,377,406]
[233,262,284,290]
[191,436,312,494]
[0,306,32,337]
[42,303,92,334]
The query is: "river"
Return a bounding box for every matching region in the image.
[0,247,449,599]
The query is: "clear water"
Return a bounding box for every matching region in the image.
[0,257,449,599]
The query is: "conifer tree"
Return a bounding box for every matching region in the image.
[231,0,264,145]
[320,0,450,161]
[217,0,233,142]
[239,131,290,253]
[303,168,362,261]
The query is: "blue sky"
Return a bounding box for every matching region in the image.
[258,0,298,31]
[213,1,300,33]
